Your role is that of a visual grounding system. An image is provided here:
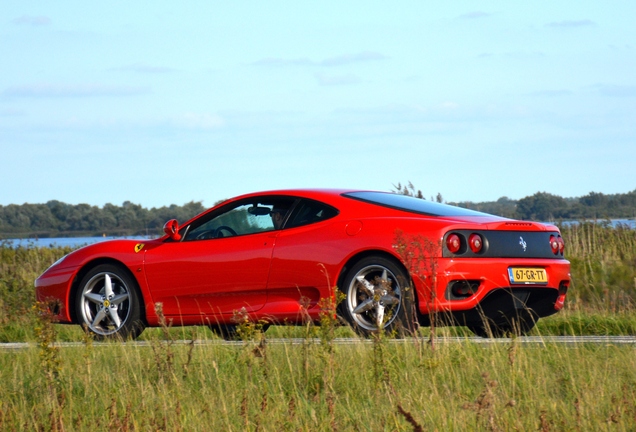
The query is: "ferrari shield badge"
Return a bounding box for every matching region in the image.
[134,243,145,253]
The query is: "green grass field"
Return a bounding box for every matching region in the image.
[2,324,636,430]
[1,224,635,430]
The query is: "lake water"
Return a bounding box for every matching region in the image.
[552,219,636,229]
[2,219,634,249]
[2,236,157,249]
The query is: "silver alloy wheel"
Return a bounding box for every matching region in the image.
[346,264,402,332]
[79,272,131,336]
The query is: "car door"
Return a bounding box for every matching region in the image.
[143,199,291,319]
[266,199,342,307]
[143,233,275,318]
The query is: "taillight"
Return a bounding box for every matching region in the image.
[557,236,565,255]
[549,235,559,255]
[446,234,461,254]
[468,233,483,254]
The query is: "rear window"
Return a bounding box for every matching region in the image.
[286,199,339,228]
[342,191,491,217]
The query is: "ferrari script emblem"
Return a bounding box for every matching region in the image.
[134,243,145,253]
[519,237,527,252]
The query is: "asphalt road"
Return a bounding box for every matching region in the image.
[2,336,636,351]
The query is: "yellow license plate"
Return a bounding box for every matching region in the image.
[508,267,548,284]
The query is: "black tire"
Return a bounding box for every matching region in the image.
[209,323,270,340]
[468,317,536,338]
[75,264,145,340]
[338,256,416,337]
[468,324,508,338]
[208,324,238,340]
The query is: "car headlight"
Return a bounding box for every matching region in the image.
[47,254,68,271]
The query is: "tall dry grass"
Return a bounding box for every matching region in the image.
[1,230,636,429]
[1,222,636,342]
[0,242,72,341]
[560,223,636,310]
[2,314,636,430]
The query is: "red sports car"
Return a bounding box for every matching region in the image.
[35,189,570,339]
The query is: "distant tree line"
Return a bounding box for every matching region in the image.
[394,183,636,221]
[2,187,636,238]
[454,190,636,221]
[0,200,206,238]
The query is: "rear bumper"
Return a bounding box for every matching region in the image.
[444,287,562,327]
[414,257,570,320]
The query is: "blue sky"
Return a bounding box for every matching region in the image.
[1,1,635,208]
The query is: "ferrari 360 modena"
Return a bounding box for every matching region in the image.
[35,189,570,339]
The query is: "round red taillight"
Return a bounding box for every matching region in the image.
[446,233,461,254]
[468,233,483,253]
[549,235,559,255]
[557,236,565,255]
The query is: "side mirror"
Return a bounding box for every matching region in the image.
[163,219,181,241]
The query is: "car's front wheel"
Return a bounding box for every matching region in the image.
[339,256,416,337]
[75,264,145,340]
[208,324,238,340]
[209,323,270,340]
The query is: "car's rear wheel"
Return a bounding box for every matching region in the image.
[339,256,416,337]
[75,264,145,340]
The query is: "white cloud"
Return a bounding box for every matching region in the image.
[440,101,459,110]
[477,51,545,59]
[530,90,574,97]
[115,63,177,74]
[251,57,313,67]
[11,15,51,26]
[320,51,388,66]
[2,83,150,98]
[314,73,361,86]
[458,11,492,19]
[0,108,26,117]
[545,19,595,28]
[595,84,636,97]
[176,112,225,129]
[252,51,388,68]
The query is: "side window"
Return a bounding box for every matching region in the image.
[286,199,339,229]
[183,198,296,241]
